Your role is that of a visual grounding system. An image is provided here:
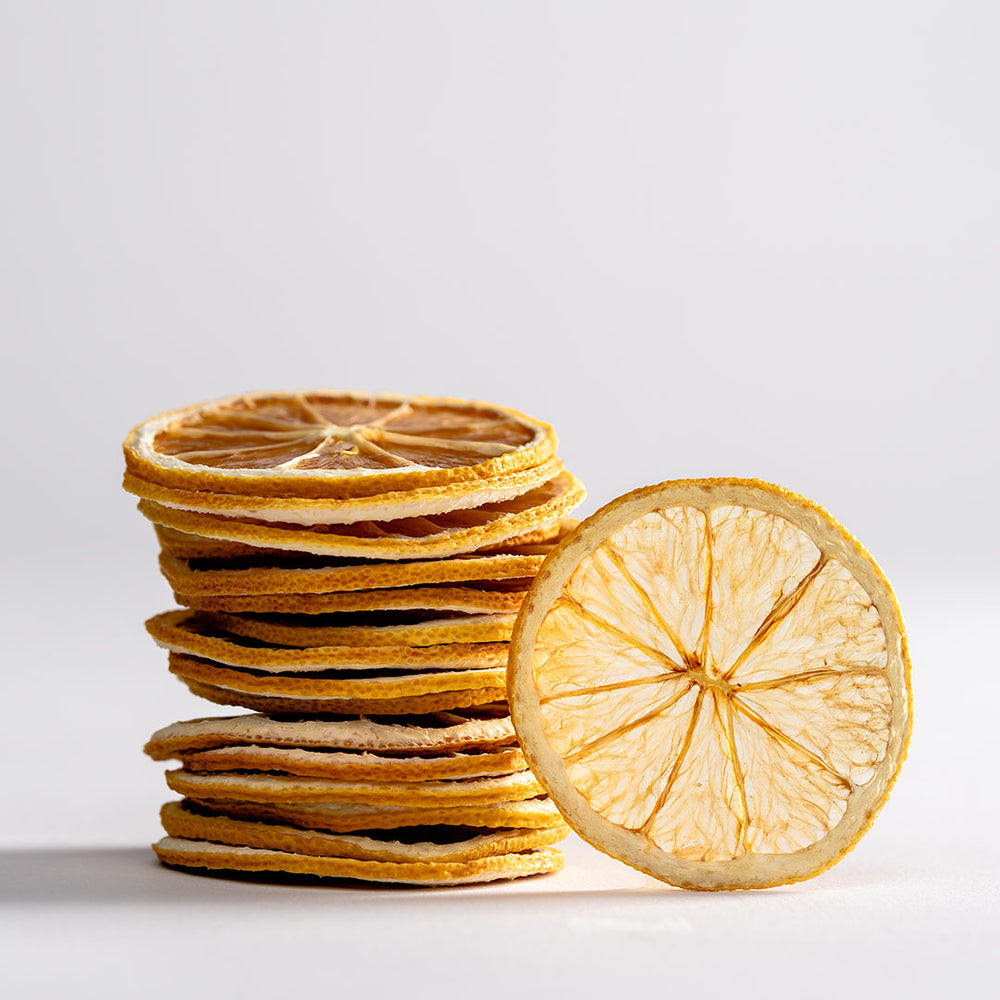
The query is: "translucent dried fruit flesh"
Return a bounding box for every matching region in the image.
[509,479,911,890]
[124,391,557,498]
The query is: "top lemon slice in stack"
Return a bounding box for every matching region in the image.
[124,389,559,503]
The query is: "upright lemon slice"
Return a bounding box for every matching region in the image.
[508,479,911,890]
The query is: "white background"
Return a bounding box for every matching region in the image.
[1,2,997,997]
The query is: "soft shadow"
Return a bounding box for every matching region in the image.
[0,847,906,908]
[0,847,423,906]
[0,847,572,906]
[1,847,197,906]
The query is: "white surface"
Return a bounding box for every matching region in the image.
[2,587,997,998]
[2,829,996,999]
[1,3,998,997]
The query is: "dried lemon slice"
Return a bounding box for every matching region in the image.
[143,710,520,759]
[152,519,574,564]
[164,768,544,806]
[123,460,564,525]
[197,609,517,648]
[147,610,509,671]
[124,391,556,498]
[136,471,583,560]
[159,802,567,863]
[174,582,529,616]
[158,548,551,596]
[195,795,566,833]
[166,653,507,699]
[509,478,911,890]
[172,745,528,782]
[153,836,563,885]
[183,680,507,717]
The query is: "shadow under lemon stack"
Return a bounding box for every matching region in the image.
[124,391,583,886]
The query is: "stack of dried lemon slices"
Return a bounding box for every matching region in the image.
[124,391,583,886]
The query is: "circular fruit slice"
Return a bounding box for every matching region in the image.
[509,478,911,891]
[136,472,584,560]
[174,581,530,616]
[124,391,557,498]
[159,801,566,863]
[164,769,544,806]
[173,745,528,782]
[147,610,509,671]
[123,460,563,525]
[191,795,566,833]
[159,549,541,597]
[153,836,563,885]
[182,679,506,717]
[143,710,519,759]
[152,518,575,564]
[197,610,516,648]
[166,653,507,700]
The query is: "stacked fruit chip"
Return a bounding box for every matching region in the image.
[124,391,584,886]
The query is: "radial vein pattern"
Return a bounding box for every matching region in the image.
[533,503,892,861]
[153,395,537,472]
